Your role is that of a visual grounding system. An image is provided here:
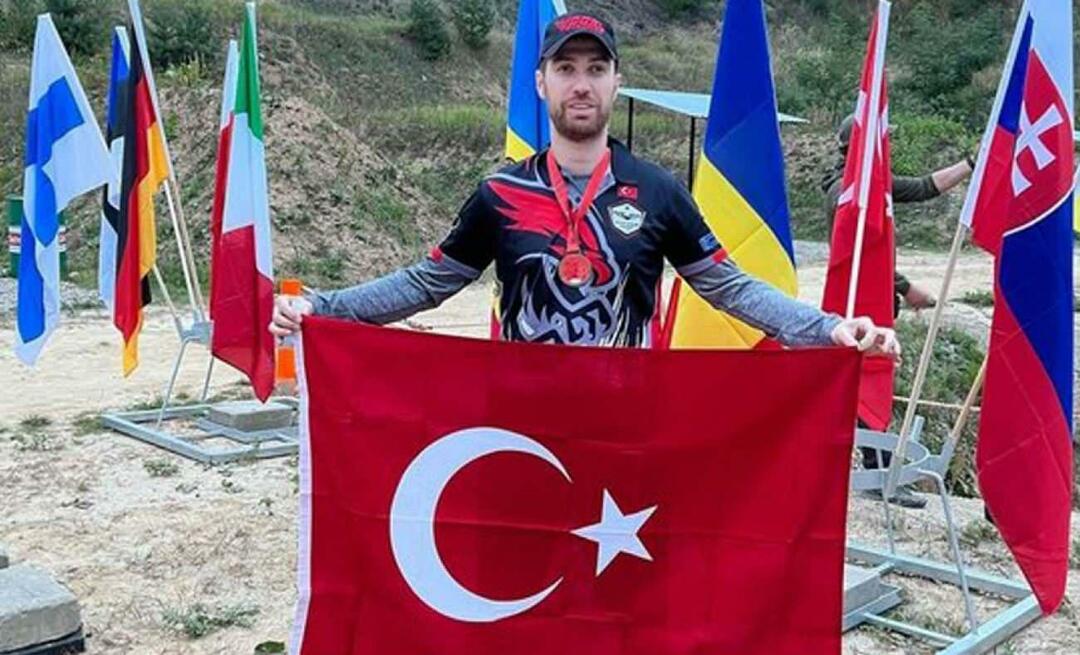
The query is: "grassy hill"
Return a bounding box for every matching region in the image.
[0,0,1036,291]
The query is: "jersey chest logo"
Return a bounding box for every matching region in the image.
[608,201,646,236]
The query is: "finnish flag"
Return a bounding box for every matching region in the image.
[16,15,113,365]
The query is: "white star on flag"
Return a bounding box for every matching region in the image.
[572,489,657,576]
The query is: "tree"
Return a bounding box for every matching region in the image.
[452,0,495,51]
[45,0,108,56]
[144,0,226,71]
[407,0,452,61]
[0,0,43,52]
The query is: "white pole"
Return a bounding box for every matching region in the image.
[127,0,203,319]
[167,178,206,318]
[151,263,182,333]
[161,182,200,319]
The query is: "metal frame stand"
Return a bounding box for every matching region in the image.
[102,398,298,465]
[845,424,1042,654]
[102,319,299,464]
[155,319,213,427]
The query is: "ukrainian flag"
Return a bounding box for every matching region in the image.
[494,0,565,339]
[668,0,797,349]
[504,0,564,161]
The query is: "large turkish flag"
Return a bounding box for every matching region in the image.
[290,318,860,654]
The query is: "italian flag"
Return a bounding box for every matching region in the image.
[211,2,275,401]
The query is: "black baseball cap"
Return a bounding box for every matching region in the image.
[540,13,618,65]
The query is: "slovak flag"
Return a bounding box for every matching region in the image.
[960,0,1074,615]
[821,0,895,431]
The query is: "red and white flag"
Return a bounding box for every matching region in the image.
[822,0,895,431]
[210,3,275,401]
[290,318,861,654]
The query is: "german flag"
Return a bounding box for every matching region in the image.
[114,20,168,376]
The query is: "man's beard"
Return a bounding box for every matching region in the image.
[551,101,611,142]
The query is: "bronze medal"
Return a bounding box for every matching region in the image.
[558,251,594,287]
[546,149,611,290]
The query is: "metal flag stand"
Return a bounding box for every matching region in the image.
[831,2,1042,647]
[100,178,300,465]
[841,204,1041,652]
[100,16,298,464]
[843,417,1042,654]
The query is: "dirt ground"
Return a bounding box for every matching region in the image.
[2,248,1078,654]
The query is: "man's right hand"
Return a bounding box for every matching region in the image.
[269,295,314,338]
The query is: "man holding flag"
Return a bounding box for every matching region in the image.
[820,0,901,460]
[272,12,899,359]
[15,14,113,365]
[961,0,1074,615]
[823,114,974,313]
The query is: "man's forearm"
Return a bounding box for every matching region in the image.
[307,256,477,325]
[682,260,841,347]
[930,159,973,194]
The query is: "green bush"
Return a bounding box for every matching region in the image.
[44,0,109,57]
[772,10,864,120]
[144,0,231,71]
[657,0,712,18]
[353,184,416,245]
[162,603,259,639]
[892,1,1008,127]
[0,0,42,52]
[451,0,495,50]
[407,0,451,61]
[372,104,503,154]
[889,113,973,176]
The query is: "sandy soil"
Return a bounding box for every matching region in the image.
[2,248,1078,654]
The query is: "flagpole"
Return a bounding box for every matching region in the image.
[884,219,967,496]
[844,1,890,318]
[939,355,987,466]
[885,0,1032,497]
[127,0,205,320]
[165,177,206,318]
[151,263,184,334]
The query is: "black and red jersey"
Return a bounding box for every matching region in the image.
[434,139,724,347]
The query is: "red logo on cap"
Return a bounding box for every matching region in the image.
[554,15,605,35]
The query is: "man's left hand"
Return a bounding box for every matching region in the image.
[830,317,901,360]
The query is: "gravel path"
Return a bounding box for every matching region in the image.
[0,276,104,321]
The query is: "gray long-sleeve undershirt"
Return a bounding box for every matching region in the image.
[309,257,841,347]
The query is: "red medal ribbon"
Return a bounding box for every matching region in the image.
[546,148,611,256]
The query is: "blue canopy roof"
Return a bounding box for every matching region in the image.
[619,87,808,124]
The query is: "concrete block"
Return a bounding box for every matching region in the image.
[207,400,293,432]
[843,564,884,614]
[0,565,81,653]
